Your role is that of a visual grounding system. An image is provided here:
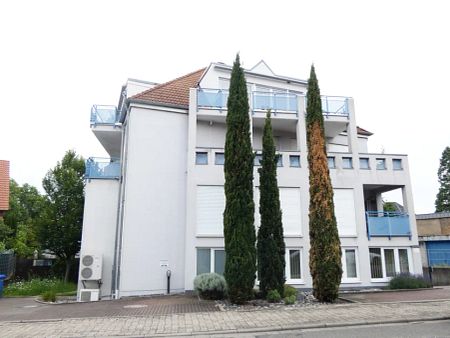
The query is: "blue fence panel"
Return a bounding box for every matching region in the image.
[426,241,450,266]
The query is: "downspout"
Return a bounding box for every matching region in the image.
[111,105,130,299]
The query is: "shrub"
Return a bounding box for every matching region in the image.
[41,290,56,302]
[193,273,227,300]
[266,289,281,303]
[388,273,432,290]
[283,285,298,298]
[284,295,296,305]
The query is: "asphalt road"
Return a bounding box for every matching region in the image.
[204,320,450,338]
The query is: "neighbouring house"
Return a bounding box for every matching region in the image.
[78,60,422,300]
[0,160,9,217]
[417,212,450,285]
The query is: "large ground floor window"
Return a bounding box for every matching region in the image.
[285,248,303,283]
[369,247,411,280]
[196,248,225,275]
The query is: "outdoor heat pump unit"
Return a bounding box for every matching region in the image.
[79,289,100,302]
[80,254,102,280]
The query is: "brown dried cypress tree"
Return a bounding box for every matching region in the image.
[306,65,342,302]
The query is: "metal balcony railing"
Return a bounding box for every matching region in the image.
[366,211,411,240]
[90,105,120,126]
[85,157,121,179]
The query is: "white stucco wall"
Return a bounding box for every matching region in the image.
[78,179,120,299]
[118,105,188,297]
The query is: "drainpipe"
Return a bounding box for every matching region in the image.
[111,107,130,299]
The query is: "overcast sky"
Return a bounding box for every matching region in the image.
[1,0,449,214]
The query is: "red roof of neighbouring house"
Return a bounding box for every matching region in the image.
[0,160,10,212]
[131,68,206,108]
[357,126,373,136]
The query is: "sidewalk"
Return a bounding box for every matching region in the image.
[0,299,449,337]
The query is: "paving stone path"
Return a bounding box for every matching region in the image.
[1,300,449,337]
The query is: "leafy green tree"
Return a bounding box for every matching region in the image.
[435,146,450,212]
[223,54,256,303]
[39,150,85,282]
[306,65,342,302]
[257,111,285,297]
[1,180,45,256]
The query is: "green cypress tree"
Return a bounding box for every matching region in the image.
[306,65,342,302]
[223,54,256,303]
[435,146,450,212]
[257,111,285,297]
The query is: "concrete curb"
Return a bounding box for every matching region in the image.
[145,316,450,337]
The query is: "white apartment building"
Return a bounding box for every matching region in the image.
[78,60,422,300]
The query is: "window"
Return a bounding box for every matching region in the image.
[393,159,403,170]
[369,248,411,280]
[342,248,358,281]
[327,157,336,169]
[376,158,386,170]
[289,155,300,167]
[254,154,263,166]
[196,248,226,275]
[286,249,302,281]
[215,152,225,165]
[196,152,208,165]
[276,154,283,167]
[359,158,370,169]
[342,157,353,169]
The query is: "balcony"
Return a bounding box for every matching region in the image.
[85,157,121,180]
[197,89,349,117]
[90,105,120,126]
[366,211,411,240]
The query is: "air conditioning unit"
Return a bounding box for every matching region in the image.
[79,289,100,302]
[80,254,102,280]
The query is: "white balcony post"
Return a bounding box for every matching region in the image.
[346,98,359,155]
[297,96,308,166]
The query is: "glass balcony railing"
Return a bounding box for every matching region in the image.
[90,105,120,126]
[366,211,411,240]
[197,89,228,110]
[197,89,349,116]
[253,91,297,112]
[85,157,121,179]
[321,96,349,116]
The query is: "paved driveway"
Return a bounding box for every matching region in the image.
[0,294,218,322]
[340,286,450,303]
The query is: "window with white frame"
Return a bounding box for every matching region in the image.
[196,248,225,275]
[359,158,370,169]
[376,158,386,170]
[286,248,302,282]
[342,157,353,169]
[196,186,225,235]
[215,152,225,165]
[341,248,359,282]
[327,156,336,169]
[196,152,208,165]
[369,248,411,280]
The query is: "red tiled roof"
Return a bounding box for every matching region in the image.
[357,126,373,136]
[0,160,10,212]
[131,68,206,108]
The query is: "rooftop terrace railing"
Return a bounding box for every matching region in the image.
[90,105,120,126]
[366,211,411,240]
[197,89,349,116]
[85,157,121,179]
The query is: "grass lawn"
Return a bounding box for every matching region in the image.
[3,278,77,297]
